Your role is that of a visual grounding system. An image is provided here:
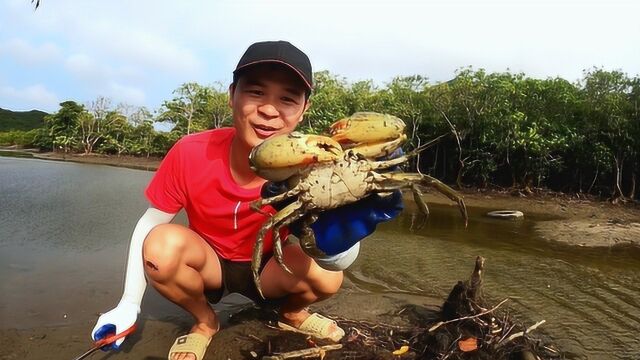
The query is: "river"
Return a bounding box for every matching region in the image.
[1,157,638,359]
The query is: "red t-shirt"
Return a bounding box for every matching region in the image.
[145,127,277,261]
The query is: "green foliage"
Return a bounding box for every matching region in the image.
[159,82,231,136]
[0,108,48,131]
[9,69,639,200]
[43,101,84,153]
[0,129,40,146]
[303,71,351,133]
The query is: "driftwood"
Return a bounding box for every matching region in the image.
[261,344,342,360]
[256,256,561,360]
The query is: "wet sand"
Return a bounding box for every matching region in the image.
[0,292,442,360]
[32,151,163,172]
[429,188,640,248]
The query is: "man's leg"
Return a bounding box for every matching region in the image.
[143,224,222,360]
[259,244,344,335]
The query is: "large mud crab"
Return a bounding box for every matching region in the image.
[249,112,468,297]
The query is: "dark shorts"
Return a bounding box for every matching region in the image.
[204,256,272,305]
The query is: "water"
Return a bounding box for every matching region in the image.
[1,157,639,359]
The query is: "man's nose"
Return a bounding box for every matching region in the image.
[257,103,279,118]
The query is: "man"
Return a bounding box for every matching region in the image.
[92,40,402,360]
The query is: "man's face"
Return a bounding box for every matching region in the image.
[230,63,310,149]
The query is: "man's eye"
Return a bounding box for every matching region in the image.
[281,97,296,103]
[247,90,263,96]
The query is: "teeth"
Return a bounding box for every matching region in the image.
[255,124,275,131]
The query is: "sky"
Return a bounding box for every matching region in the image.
[1,0,638,113]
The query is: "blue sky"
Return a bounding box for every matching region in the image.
[1,0,638,113]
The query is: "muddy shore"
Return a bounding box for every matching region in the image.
[0,292,444,360]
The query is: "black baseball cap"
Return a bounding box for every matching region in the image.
[233,40,313,91]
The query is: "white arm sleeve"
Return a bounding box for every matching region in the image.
[311,242,360,271]
[119,207,176,308]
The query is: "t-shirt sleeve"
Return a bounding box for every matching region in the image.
[145,140,186,213]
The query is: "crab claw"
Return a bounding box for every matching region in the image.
[329,112,407,158]
[249,132,343,181]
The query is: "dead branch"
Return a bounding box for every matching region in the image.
[262,344,342,360]
[499,319,546,345]
[429,298,510,332]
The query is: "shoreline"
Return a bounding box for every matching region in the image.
[3,148,639,249]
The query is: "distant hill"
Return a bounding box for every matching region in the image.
[0,108,48,131]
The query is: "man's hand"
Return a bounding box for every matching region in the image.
[91,301,138,350]
[260,149,404,256]
[300,191,403,255]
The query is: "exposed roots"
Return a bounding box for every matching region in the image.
[256,257,563,360]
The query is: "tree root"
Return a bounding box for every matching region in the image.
[256,256,562,360]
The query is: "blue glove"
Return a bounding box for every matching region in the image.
[304,191,403,255]
[260,150,404,256]
[93,324,119,351]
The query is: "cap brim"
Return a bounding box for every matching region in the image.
[233,59,312,90]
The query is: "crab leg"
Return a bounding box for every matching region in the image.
[252,201,304,299]
[410,183,430,230]
[271,224,290,275]
[249,186,303,215]
[296,213,328,258]
[271,209,309,276]
[373,172,468,227]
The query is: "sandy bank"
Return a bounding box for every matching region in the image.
[0,292,443,360]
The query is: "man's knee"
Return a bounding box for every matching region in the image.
[283,244,344,295]
[312,269,343,297]
[143,224,188,282]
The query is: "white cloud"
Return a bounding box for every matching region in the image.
[65,53,102,78]
[0,84,59,111]
[108,82,146,105]
[63,54,146,105]
[11,2,203,77]
[0,38,62,65]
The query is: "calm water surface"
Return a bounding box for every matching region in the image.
[1,157,639,359]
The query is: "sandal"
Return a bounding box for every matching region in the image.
[277,313,345,342]
[168,333,211,360]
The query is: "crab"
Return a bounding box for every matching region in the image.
[249,112,468,298]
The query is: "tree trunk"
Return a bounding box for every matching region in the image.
[578,169,583,193]
[629,169,637,200]
[612,155,626,202]
[588,166,599,194]
[431,145,439,174]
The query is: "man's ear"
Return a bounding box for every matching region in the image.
[228,84,235,108]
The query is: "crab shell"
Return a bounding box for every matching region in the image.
[249,132,343,182]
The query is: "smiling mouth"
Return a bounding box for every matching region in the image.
[253,124,281,139]
[254,124,277,131]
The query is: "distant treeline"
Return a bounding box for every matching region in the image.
[1,68,638,200]
[0,108,47,131]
